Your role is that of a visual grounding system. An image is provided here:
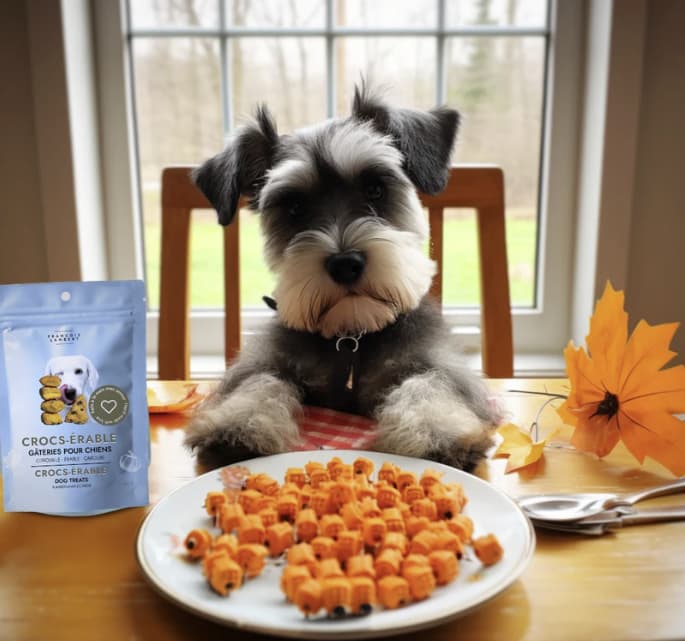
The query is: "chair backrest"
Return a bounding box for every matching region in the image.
[158,165,513,380]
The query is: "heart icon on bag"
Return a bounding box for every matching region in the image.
[100,399,117,415]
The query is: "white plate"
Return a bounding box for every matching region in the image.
[136,450,535,639]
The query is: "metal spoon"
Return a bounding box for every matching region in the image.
[518,477,685,522]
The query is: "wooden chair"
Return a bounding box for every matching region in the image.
[158,165,513,380]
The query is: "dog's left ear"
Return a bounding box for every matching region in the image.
[83,357,99,394]
[192,105,279,225]
[352,85,460,195]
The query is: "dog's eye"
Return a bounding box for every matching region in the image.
[364,181,385,201]
[75,368,83,375]
[287,201,301,217]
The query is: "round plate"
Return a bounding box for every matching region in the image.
[136,450,535,639]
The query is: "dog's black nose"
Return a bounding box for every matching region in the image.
[325,251,365,285]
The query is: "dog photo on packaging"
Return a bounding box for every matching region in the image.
[185,84,500,472]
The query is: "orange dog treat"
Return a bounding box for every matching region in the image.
[376,575,410,609]
[310,490,333,518]
[376,483,401,509]
[405,515,431,537]
[320,514,346,540]
[330,480,356,508]
[409,530,439,556]
[419,468,444,492]
[330,463,354,482]
[428,484,460,520]
[349,576,376,615]
[305,460,325,475]
[203,549,230,577]
[428,550,459,585]
[238,489,263,515]
[321,577,352,617]
[287,542,317,568]
[295,508,319,542]
[382,507,405,533]
[311,536,337,561]
[218,502,245,533]
[299,485,313,510]
[378,462,399,486]
[184,528,212,559]
[395,471,417,492]
[340,501,364,530]
[404,564,436,601]
[473,533,503,566]
[253,494,276,514]
[359,497,381,519]
[281,564,312,601]
[255,473,279,496]
[380,531,408,556]
[309,467,331,489]
[237,514,266,544]
[434,531,464,558]
[401,484,425,504]
[335,530,363,563]
[266,521,294,556]
[396,501,412,521]
[374,548,403,579]
[204,491,228,517]
[208,555,244,596]
[447,514,474,543]
[294,578,322,617]
[285,467,307,487]
[353,456,374,478]
[314,558,344,580]
[401,553,430,576]
[354,480,377,501]
[346,554,376,579]
[362,517,387,547]
[326,456,344,474]
[276,494,299,523]
[235,543,268,578]
[212,533,238,558]
[258,506,279,528]
[411,498,438,521]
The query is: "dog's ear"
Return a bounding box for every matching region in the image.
[83,356,99,393]
[352,84,460,195]
[192,105,279,226]
[44,359,56,376]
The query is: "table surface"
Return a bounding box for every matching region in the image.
[1,378,684,641]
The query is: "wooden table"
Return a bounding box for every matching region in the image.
[1,379,684,641]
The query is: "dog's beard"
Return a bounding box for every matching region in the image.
[273,218,436,338]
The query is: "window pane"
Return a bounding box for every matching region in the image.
[335,37,436,115]
[336,0,437,28]
[131,38,223,308]
[226,0,324,27]
[231,38,326,132]
[128,0,219,29]
[446,0,548,28]
[446,36,545,306]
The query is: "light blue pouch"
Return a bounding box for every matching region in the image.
[0,280,149,514]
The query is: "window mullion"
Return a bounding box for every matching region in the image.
[326,0,335,117]
[436,0,446,104]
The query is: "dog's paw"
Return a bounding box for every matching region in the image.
[185,426,262,469]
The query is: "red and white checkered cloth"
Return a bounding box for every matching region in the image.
[294,406,377,451]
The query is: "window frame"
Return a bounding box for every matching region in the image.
[95,0,582,376]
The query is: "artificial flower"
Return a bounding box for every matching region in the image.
[557,281,685,475]
[493,423,549,473]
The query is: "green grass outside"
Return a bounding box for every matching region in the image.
[144,212,536,309]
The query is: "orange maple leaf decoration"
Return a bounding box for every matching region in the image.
[494,423,549,473]
[557,281,685,475]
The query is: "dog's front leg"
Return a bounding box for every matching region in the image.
[185,372,302,469]
[373,371,498,472]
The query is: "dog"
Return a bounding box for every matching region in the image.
[185,84,500,472]
[44,355,99,405]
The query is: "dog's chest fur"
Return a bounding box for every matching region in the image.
[267,298,445,416]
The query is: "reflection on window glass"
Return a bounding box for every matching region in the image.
[447,36,545,305]
[226,0,324,27]
[231,38,326,131]
[337,0,436,28]
[132,38,223,307]
[335,38,436,115]
[129,0,219,29]
[446,0,547,27]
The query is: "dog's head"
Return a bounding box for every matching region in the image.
[194,84,459,338]
[45,355,99,404]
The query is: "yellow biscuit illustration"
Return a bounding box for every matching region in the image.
[40,386,62,400]
[41,412,63,425]
[65,395,88,424]
[39,375,61,387]
[41,399,66,413]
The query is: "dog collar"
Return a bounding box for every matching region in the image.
[334,331,365,392]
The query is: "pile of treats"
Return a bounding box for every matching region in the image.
[184,456,503,619]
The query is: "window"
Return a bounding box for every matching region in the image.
[99,0,582,374]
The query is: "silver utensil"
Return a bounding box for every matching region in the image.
[518,477,685,523]
[531,505,685,535]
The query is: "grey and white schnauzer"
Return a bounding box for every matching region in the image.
[185,85,499,472]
